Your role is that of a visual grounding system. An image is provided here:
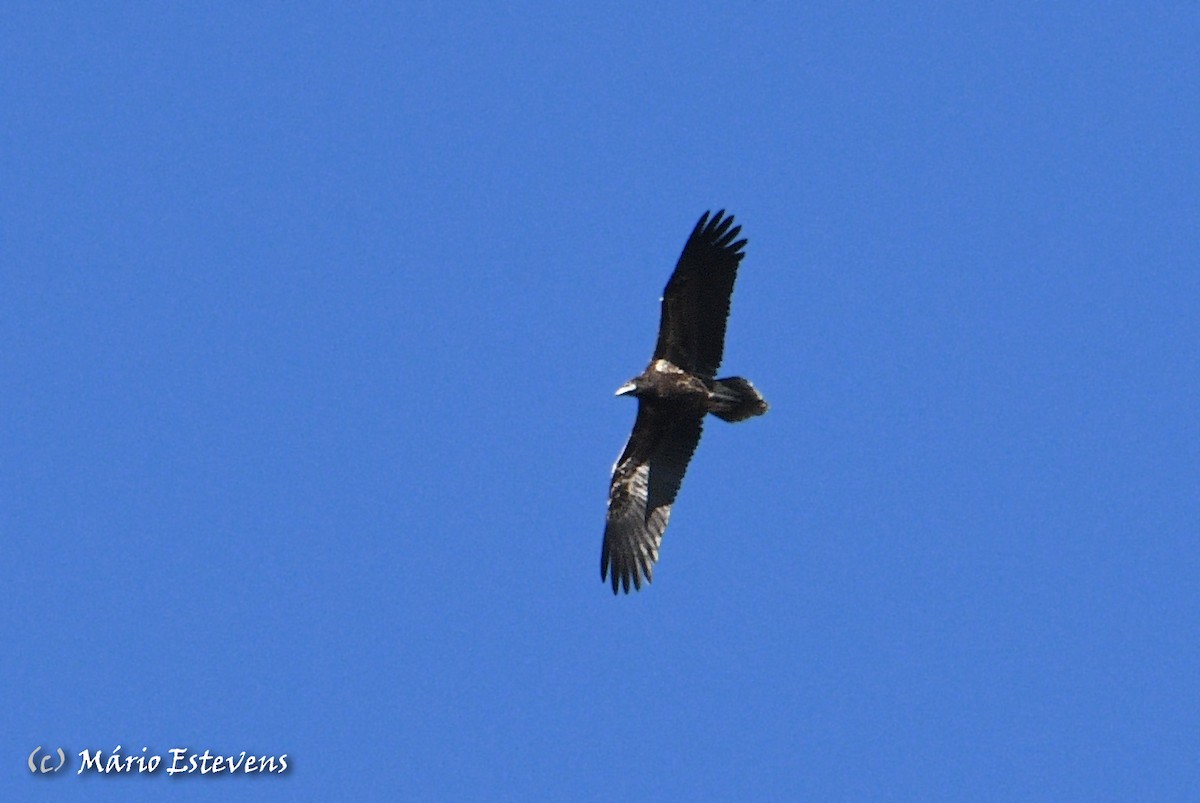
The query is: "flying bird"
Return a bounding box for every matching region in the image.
[602,210,768,594]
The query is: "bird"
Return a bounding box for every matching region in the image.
[602,210,768,594]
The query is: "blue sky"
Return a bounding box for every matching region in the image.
[4,4,1197,800]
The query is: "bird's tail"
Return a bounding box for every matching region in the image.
[709,377,769,422]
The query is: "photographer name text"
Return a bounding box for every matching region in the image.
[74,745,288,776]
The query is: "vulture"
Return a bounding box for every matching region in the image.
[602,210,768,594]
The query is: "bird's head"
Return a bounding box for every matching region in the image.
[615,377,642,398]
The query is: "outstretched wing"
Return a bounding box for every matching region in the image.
[653,210,747,379]
[602,406,704,594]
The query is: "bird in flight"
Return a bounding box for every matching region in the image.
[602,210,768,594]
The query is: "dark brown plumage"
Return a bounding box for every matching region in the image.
[602,210,768,594]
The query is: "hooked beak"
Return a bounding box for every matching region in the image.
[615,381,637,397]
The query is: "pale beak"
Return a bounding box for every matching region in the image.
[615,381,637,397]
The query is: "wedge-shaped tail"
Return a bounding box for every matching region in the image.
[709,377,769,422]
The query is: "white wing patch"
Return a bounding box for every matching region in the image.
[652,359,685,374]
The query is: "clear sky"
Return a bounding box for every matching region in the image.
[4,4,1197,801]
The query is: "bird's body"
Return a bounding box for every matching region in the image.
[602,211,768,594]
